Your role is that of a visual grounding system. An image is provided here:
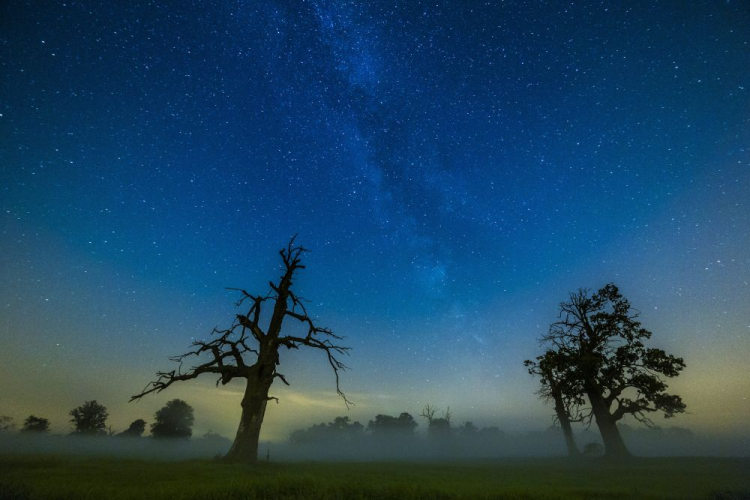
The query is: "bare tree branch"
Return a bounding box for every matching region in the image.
[130,237,351,462]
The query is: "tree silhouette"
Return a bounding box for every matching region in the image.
[290,416,364,444]
[535,284,686,458]
[151,399,194,439]
[420,405,452,439]
[118,419,147,437]
[69,400,108,436]
[131,238,350,462]
[524,349,583,457]
[366,412,418,437]
[21,415,50,433]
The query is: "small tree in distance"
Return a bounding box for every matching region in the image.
[70,400,108,436]
[151,399,194,439]
[21,415,50,433]
[119,419,147,438]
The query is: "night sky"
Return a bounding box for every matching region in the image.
[1,1,748,441]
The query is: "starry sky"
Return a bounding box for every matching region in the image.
[1,1,749,441]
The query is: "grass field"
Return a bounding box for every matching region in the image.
[1,455,748,500]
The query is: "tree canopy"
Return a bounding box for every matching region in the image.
[151,399,194,439]
[366,412,418,437]
[527,283,686,458]
[21,415,50,433]
[524,349,584,456]
[69,400,109,436]
[290,416,364,444]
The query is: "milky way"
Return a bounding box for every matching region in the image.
[1,1,748,440]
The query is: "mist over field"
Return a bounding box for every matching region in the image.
[2,424,748,463]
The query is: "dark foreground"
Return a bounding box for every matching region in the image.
[1,455,748,499]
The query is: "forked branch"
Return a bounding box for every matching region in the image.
[131,237,351,409]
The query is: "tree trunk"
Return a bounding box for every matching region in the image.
[225,375,272,462]
[588,392,631,459]
[552,392,579,457]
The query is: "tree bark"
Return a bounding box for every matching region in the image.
[552,391,579,457]
[588,392,631,459]
[225,372,272,462]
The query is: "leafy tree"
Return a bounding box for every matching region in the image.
[327,416,364,437]
[21,415,50,433]
[524,349,583,457]
[132,239,350,462]
[70,400,108,436]
[366,412,418,437]
[534,284,686,458]
[289,425,321,444]
[0,416,14,432]
[118,419,146,437]
[151,399,194,439]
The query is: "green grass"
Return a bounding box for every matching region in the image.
[1,455,748,499]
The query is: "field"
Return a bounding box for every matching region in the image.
[1,456,748,500]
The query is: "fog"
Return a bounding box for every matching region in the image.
[0,433,233,461]
[264,426,750,462]
[2,425,748,462]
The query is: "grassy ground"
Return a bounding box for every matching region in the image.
[0,455,748,500]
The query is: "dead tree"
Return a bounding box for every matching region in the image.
[420,405,452,438]
[130,238,350,462]
[419,404,437,423]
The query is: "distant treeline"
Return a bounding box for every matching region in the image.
[4,407,745,460]
[0,399,234,459]
[1,398,216,440]
[275,412,709,461]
